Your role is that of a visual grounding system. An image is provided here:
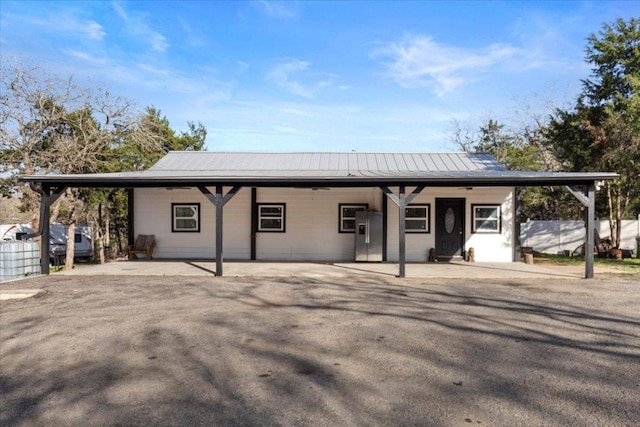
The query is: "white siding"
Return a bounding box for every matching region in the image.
[256,187,383,261]
[134,187,251,259]
[386,187,514,262]
[135,186,514,262]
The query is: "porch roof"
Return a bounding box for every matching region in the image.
[22,151,618,188]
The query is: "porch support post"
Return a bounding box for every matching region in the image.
[382,189,388,262]
[398,185,406,277]
[381,185,425,278]
[215,185,224,277]
[585,183,596,279]
[565,184,596,279]
[198,185,242,277]
[251,187,257,260]
[26,184,66,275]
[127,188,135,247]
[514,187,522,262]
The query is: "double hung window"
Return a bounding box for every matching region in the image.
[258,204,286,232]
[405,204,430,233]
[172,203,200,232]
[472,204,501,233]
[339,204,368,233]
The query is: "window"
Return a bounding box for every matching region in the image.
[339,203,368,233]
[405,204,430,233]
[172,203,200,232]
[472,204,501,233]
[258,203,286,232]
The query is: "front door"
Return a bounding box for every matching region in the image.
[435,198,464,261]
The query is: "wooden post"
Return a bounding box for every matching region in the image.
[380,185,424,278]
[26,185,65,275]
[198,185,242,277]
[565,184,596,279]
[251,187,257,260]
[586,183,595,279]
[41,189,51,275]
[215,185,224,277]
[398,185,406,278]
[127,188,135,247]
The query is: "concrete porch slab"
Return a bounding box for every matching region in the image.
[55,260,588,279]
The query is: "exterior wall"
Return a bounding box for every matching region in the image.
[255,187,383,260]
[135,186,514,262]
[386,187,514,262]
[134,187,251,259]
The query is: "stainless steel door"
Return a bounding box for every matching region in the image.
[367,212,383,261]
[355,211,383,261]
[355,211,368,261]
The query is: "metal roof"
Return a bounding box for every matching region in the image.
[149,152,507,173]
[21,151,618,188]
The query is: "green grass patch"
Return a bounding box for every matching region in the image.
[535,252,640,272]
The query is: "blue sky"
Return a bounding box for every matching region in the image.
[0,1,636,152]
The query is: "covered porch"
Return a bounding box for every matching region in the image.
[22,152,618,279]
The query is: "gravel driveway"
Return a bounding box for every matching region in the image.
[1,274,639,426]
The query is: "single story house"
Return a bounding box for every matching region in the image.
[22,151,618,278]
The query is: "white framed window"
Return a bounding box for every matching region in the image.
[406,204,430,233]
[339,203,368,233]
[472,204,501,233]
[258,203,286,232]
[172,203,200,232]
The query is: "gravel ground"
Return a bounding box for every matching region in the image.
[1,274,639,426]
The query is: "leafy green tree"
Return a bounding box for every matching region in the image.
[545,18,640,247]
[101,107,207,254]
[113,107,206,171]
[453,118,583,221]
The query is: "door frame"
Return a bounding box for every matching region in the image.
[435,198,465,260]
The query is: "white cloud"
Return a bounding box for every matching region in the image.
[236,61,250,74]
[148,32,169,52]
[256,1,298,19]
[63,49,107,65]
[112,2,128,20]
[267,60,313,98]
[371,35,522,96]
[112,2,169,53]
[266,59,338,98]
[21,12,105,41]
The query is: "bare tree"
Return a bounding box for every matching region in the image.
[1,62,136,269]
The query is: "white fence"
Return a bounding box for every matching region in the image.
[520,220,639,255]
[0,241,41,282]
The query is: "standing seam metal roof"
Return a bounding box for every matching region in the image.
[149,152,507,173]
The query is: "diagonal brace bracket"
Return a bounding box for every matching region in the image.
[565,185,589,207]
[380,185,425,207]
[25,184,66,239]
[198,185,242,207]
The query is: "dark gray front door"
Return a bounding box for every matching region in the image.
[435,198,464,260]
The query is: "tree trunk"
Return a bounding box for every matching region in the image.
[114,218,123,256]
[95,227,105,264]
[104,214,111,254]
[64,189,76,271]
[96,204,105,264]
[50,197,62,224]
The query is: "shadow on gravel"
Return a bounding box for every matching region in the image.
[1,275,639,426]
